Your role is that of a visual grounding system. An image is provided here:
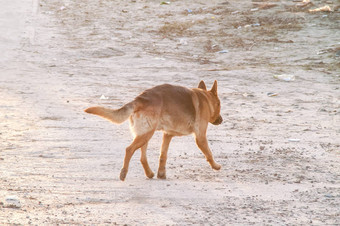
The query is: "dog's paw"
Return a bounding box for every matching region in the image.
[146,171,155,179]
[157,171,166,179]
[120,168,127,181]
[212,163,221,170]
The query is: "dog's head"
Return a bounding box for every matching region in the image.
[198,80,223,125]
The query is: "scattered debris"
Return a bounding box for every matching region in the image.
[336,50,340,57]
[267,92,278,97]
[242,93,255,98]
[90,47,125,58]
[218,50,229,54]
[219,1,229,5]
[297,0,312,7]
[239,23,261,29]
[179,38,188,45]
[288,138,301,142]
[273,74,296,82]
[100,95,109,100]
[245,23,261,28]
[309,5,332,13]
[324,194,335,198]
[160,1,170,5]
[252,2,278,10]
[317,49,329,55]
[317,46,340,55]
[4,196,21,208]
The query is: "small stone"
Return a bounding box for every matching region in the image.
[5,196,21,208]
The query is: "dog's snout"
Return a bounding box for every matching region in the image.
[212,115,223,125]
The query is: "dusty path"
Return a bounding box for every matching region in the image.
[1,0,339,225]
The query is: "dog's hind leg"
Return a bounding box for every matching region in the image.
[195,135,221,170]
[157,133,173,179]
[120,130,155,181]
[140,142,154,179]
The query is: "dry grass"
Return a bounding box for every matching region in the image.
[203,40,222,53]
[264,38,294,43]
[158,20,207,37]
[262,16,303,30]
[254,3,279,10]
[159,21,193,36]
[284,5,310,13]
[229,15,302,31]
[228,37,249,49]
[180,6,232,16]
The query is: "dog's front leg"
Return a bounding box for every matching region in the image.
[195,135,221,170]
[157,133,173,179]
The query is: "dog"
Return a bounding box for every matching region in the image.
[84,80,223,181]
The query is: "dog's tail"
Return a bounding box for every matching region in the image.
[84,102,134,124]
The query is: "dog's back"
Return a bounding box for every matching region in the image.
[131,84,197,136]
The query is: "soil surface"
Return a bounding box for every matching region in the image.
[1,0,339,225]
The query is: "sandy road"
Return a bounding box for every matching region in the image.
[1,0,339,225]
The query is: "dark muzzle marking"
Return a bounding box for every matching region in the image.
[212,115,223,125]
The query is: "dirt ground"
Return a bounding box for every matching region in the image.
[1,0,339,225]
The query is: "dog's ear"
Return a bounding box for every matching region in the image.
[198,80,207,90]
[210,80,218,95]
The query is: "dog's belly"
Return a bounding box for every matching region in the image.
[157,114,194,136]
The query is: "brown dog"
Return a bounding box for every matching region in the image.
[85,80,222,181]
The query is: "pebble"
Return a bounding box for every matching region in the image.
[267,92,278,97]
[288,138,301,142]
[4,195,21,208]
